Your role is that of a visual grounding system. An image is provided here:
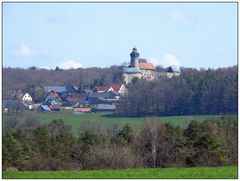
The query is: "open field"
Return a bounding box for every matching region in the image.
[3,166,237,179]
[3,112,226,135]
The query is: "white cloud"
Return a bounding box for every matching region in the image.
[58,59,82,69]
[169,11,189,25]
[147,53,181,67]
[163,53,181,67]
[40,65,50,70]
[17,44,32,57]
[16,43,41,58]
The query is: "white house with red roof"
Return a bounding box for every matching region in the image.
[111,83,126,95]
[94,83,126,95]
[94,86,113,92]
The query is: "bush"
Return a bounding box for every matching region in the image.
[26,154,76,171]
[82,145,143,169]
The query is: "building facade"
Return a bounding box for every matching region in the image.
[122,47,157,84]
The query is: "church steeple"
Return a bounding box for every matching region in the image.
[130,47,139,67]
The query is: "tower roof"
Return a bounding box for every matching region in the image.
[130,47,139,57]
[167,65,181,73]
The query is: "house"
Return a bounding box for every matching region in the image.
[66,97,80,106]
[94,83,126,95]
[60,92,88,107]
[45,92,61,103]
[95,104,116,112]
[87,91,119,105]
[66,85,78,94]
[94,86,113,92]
[110,83,126,95]
[78,92,89,105]
[3,100,14,113]
[21,92,34,108]
[21,101,34,110]
[44,91,62,111]
[59,91,69,100]
[3,98,31,113]
[166,65,181,78]
[49,104,61,111]
[22,92,33,102]
[38,105,51,112]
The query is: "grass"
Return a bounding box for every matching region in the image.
[3,111,224,135]
[3,166,238,179]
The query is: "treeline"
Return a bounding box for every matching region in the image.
[3,115,237,171]
[3,66,238,116]
[3,66,123,99]
[117,66,238,116]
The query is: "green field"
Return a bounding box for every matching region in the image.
[3,112,224,135]
[3,166,237,179]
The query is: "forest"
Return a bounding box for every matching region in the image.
[3,66,123,99]
[117,66,238,116]
[3,115,238,171]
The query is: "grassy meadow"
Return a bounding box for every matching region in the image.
[2,111,223,135]
[3,166,237,179]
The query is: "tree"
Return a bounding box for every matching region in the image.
[184,120,226,166]
[3,129,34,170]
[33,126,51,157]
[55,66,60,71]
[194,132,225,166]
[137,118,165,167]
[111,124,134,145]
[164,123,186,166]
[47,120,75,161]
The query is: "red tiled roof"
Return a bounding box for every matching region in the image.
[111,83,122,92]
[95,86,111,92]
[73,108,91,112]
[138,63,155,70]
[66,97,80,103]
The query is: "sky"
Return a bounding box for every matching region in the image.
[3,3,237,69]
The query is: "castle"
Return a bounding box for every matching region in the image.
[122,47,181,84]
[122,47,157,84]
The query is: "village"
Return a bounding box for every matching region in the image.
[3,47,181,114]
[3,83,126,114]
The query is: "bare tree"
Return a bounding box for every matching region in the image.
[82,145,143,169]
[137,117,165,167]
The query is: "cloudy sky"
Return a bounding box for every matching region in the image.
[3,3,237,69]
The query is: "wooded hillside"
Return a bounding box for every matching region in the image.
[117,66,238,116]
[3,66,238,116]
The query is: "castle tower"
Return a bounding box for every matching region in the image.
[130,47,140,68]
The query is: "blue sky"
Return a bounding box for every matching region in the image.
[3,3,237,69]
